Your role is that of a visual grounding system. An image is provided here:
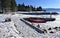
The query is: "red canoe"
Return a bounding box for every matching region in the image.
[24,18,47,23]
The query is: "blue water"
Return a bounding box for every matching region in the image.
[44,8,60,12]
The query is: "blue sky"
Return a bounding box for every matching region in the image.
[16,0,60,8]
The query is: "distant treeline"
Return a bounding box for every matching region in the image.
[17,3,43,11]
[0,0,45,13]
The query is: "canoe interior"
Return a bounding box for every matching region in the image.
[23,17,56,23]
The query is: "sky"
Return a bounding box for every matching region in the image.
[16,0,60,8]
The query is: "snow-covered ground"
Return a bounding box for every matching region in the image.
[0,13,60,38]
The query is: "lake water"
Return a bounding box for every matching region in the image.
[45,9,60,12]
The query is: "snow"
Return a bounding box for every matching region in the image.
[0,21,20,38]
[0,12,60,38]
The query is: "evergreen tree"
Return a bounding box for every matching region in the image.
[18,4,21,11]
[37,6,42,11]
[11,0,17,12]
[1,0,11,8]
[21,3,26,11]
[25,5,30,11]
[1,0,11,13]
[1,0,17,13]
[29,5,33,11]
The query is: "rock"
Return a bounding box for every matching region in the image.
[48,28,52,30]
[5,18,11,22]
[53,27,58,29]
[42,29,47,33]
[37,24,40,28]
[50,31,54,33]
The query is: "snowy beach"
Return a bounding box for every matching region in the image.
[0,12,60,38]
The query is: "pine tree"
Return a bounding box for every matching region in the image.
[11,0,17,12]
[1,0,17,13]
[37,6,42,11]
[1,0,11,8]
[18,4,21,11]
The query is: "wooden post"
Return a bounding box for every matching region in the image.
[50,13,52,18]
